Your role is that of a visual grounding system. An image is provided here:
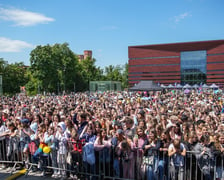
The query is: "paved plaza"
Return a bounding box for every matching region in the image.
[0,168,55,180]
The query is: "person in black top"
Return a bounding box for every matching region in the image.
[77,113,88,136]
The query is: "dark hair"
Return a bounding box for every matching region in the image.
[200,134,210,143]
[125,117,133,125]
[35,114,43,124]
[80,113,87,119]
[181,114,188,122]
[54,114,61,122]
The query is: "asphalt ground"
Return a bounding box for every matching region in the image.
[0,168,55,180]
[0,167,81,180]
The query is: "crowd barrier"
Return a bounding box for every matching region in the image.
[0,137,223,180]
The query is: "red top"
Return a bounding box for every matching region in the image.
[73,139,85,153]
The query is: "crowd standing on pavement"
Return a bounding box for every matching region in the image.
[0,88,224,180]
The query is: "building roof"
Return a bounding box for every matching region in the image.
[129,39,224,52]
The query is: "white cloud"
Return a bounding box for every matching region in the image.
[0,37,34,52]
[174,12,192,23]
[0,7,54,26]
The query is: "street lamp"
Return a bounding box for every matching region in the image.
[63,66,66,93]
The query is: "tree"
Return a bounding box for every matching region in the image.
[121,63,129,89]
[29,43,80,93]
[103,63,129,90]
[3,62,28,95]
[78,57,104,91]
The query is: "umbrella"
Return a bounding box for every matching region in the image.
[184,89,190,94]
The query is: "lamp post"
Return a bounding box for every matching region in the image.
[63,66,66,93]
[0,74,2,95]
[38,82,40,94]
[57,82,59,95]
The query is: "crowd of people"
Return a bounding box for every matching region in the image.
[0,89,224,180]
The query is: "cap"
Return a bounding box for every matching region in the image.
[166,122,175,129]
[2,109,9,114]
[116,129,123,134]
[20,118,29,124]
[138,110,145,116]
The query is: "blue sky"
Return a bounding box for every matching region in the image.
[0,0,224,68]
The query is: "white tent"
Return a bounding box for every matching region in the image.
[167,84,174,89]
[202,84,209,88]
[176,84,183,89]
[160,84,167,88]
[210,83,219,89]
[192,84,199,88]
[183,84,192,89]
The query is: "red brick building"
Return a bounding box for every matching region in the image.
[128,40,224,87]
[78,50,92,61]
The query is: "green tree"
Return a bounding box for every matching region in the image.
[103,63,129,89]
[79,57,103,90]
[29,43,80,93]
[3,62,28,95]
[121,63,129,89]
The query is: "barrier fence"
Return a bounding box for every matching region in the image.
[0,137,223,180]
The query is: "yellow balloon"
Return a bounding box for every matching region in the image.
[43,146,51,153]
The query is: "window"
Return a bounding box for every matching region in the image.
[181,50,207,85]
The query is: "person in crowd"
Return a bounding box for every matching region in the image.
[0,89,223,180]
[31,123,47,175]
[94,128,112,177]
[0,117,9,168]
[117,139,135,179]
[124,117,136,140]
[193,134,215,180]
[142,129,158,180]
[156,130,170,180]
[133,126,147,179]
[168,138,186,180]
[77,113,88,136]
[213,133,224,180]
[19,118,32,168]
[6,122,20,163]
[111,128,125,177]
[55,122,68,178]
[44,126,58,178]
[50,114,61,132]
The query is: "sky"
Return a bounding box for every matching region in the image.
[0,0,224,68]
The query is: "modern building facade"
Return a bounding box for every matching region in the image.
[128,40,224,87]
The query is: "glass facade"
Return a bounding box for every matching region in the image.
[89,81,121,92]
[180,50,207,85]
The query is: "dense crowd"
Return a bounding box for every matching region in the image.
[0,89,224,180]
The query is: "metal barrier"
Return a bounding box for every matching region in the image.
[0,137,224,180]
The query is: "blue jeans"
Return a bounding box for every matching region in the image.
[157,160,166,180]
[113,158,120,177]
[146,165,155,180]
[216,166,223,179]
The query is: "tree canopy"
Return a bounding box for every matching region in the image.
[0,43,129,95]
